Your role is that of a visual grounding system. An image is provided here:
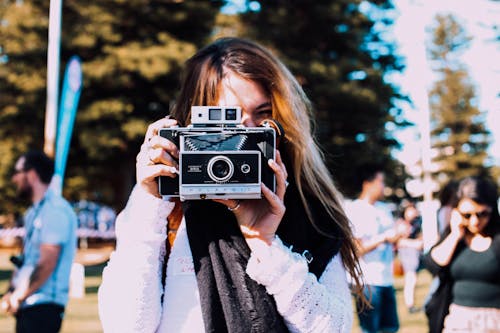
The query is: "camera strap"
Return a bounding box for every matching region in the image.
[23,195,47,255]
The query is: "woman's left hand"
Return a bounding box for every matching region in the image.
[213,150,288,245]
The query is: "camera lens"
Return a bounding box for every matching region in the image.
[207,156,234,183]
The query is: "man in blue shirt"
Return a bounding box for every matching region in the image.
[1,151,77,333]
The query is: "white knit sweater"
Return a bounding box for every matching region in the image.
[98,186,353,333]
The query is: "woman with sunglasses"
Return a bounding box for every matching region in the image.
[425,176,500,333]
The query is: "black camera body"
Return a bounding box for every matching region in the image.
[158,106,276,200]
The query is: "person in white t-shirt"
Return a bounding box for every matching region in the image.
[345,164,407,333]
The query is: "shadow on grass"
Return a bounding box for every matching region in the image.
[86,285,100,294]
[0,269,12,281]
[85,262,107,278]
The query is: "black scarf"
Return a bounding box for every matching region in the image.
[182,178,344,333]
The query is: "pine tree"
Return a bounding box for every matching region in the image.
[427,14,490,183]
[238,0,407,197]
[0,0,224,212]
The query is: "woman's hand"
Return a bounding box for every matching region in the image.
[136,117,180,197]
[449,209,467,239]
[214,151,288,245]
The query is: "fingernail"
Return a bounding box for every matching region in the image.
[168,166,179,174]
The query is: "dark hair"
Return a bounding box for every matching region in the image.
[439,180,458,207]
[455,176,499,236]
[355,163,384,192]
[21,150,54,184]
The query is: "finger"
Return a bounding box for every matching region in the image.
[212,199,240,211]
[268,158,286,200]
[149,135,179,159]
[275,150,288,180]
[148,148,179,169]
[139,164,179,180]
[144,117,178,143]
[1,300,8,312]
[261,183,285,214]
[137,134,179,168]
[136,144,177,169]
[450,210,463,226]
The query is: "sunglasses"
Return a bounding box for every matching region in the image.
[458,210,491,220]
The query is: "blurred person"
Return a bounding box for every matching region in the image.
[396,200,423,313]
[424,176,500,333]
[345,164,407,333]
[98,37,366,332]
[424,180,459,307]
[436,180,459,237]
[1,151,78,333]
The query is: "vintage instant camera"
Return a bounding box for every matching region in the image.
[158,106,277,200]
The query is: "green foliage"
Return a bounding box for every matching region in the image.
[427,14,491,184]
[0,0,408,213]
[238,0,407,197]
[0,0,224,212]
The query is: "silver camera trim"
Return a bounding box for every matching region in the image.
[207,155,235,183]
[179,150,262,200]
[191,106,242,126]
[158,106,276,200]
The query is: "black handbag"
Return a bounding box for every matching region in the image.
[424,276,453,333]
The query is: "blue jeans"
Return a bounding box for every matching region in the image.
[356,285,399,333]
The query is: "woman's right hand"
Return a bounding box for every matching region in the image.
[136,117,180,197]
[449,209,467,239]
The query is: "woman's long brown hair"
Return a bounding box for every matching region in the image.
[171,37,367,306]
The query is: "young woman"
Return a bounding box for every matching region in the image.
[425,176,500,333]
[98,37,365,332]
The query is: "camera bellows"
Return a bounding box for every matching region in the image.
[184,133,248,151]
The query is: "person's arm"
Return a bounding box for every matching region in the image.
[429,210,465,267]
[2,245,62,314]
[355,233,387,255]
[397,237,424,250]
[98,185,175,333]
[246,238,353,333]
[5,244,61,313]
[20,245,60,296]
[429,232,462,266]
[355,227,402,256]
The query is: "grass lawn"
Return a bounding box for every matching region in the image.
[1,249,432,333]
[352,270,432,333]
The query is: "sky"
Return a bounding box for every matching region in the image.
[391,0,500,168]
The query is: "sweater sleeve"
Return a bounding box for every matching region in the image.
[98,185,175,333]
[246,237,353,333]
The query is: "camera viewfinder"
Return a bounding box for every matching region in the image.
[225,108,237,121]
[209,108,222,121]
